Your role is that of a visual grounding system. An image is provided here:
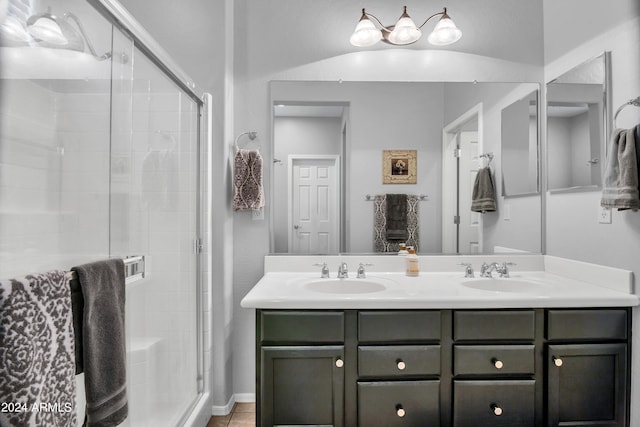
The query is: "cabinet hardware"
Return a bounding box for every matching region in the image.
[553,356,563,367]
[491,403,503,416]
[492,358,504,369]
[396,360,406,370]
[396,404,406,417]
[335,358,344,368]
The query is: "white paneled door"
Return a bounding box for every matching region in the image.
[289,156,340,254]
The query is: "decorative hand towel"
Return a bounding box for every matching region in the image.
[71,259,127,427]
[374,194,419,252]
[601,127,640,210]
[385,194,409,241]
[0,270,77,427]
[233,149,265,211]
[471,167,497,213]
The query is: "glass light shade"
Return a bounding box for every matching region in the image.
[27,16,67,45]
[387,15,421,45]
[350,17,382,47]
[427,15,462,46]
[1,16,30,42]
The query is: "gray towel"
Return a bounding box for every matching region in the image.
[71,259,128,427]
[385,194,408,241]
[601,127,640,210]
[0,270,77,427]
[233,149,265,211]
[471,167,497,212]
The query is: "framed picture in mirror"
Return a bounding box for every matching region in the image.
[383,149,417,184]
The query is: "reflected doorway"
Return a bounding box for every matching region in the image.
[442,104,483,254]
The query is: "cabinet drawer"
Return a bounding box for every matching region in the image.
[358,380,440,427]
[260,311,344,343]
[454,310,535,341]
[454,345,535,376]
[546,309,627,341]
[358,311,441,342]
[453,380,535,427]
[359,345,440,378]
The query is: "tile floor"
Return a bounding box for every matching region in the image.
[207,403,255,427]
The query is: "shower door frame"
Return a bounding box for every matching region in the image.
[86,0,206,424]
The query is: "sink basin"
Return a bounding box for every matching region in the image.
[462,278,551,293]
[302,278,388,294]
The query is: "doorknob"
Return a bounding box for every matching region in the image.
[293,225,300,230]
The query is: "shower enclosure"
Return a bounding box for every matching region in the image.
[0,0,207,425]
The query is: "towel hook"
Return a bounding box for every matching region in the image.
[613,96,640,128]
[234,131,259,151]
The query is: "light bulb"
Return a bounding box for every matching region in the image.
[350,14,382,47]
[427,15,462,46]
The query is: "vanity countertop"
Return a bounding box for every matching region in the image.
[240,255,639,309]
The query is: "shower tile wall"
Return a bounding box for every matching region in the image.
[0,79,111,277]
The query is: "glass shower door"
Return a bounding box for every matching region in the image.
[110,33,202,427]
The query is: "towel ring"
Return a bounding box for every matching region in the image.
[234,131,260,151]
[613,97,640,128]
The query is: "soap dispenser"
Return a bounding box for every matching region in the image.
[398,243,409,256]
[405,248,419,277]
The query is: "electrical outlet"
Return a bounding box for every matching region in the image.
[252,208,264,221]
[598,205,612,224]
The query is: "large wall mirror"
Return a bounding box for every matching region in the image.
[546,52,610,192]
[270,81,542,255]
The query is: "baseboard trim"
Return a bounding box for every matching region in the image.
[211,395,235,416]
[211,393,256,416]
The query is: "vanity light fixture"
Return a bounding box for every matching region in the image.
[350,6,462,47]
[26,9,111,60]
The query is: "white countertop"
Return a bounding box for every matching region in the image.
[240,255,639,310]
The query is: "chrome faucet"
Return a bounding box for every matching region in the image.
[480,262,499,278]
[481,262,515,278]
[337,262,349,279]
[313,262,330,278]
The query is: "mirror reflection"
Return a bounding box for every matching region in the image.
[270,81,542,255]
[547,52,609,192]
[501,90,539,196]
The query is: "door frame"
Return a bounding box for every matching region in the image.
[287,154,341,253]
[442,103,483,254]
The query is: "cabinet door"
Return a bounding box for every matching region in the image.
[261,346,344,427]
[547,343,627,427]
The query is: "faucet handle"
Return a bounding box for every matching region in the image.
[499,262,516,278]
[357,263,373,278]
[458,263,474,278]
[313,262,330,278]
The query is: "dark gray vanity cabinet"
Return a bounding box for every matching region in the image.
[258,311,346,427]
[546,309,629,426]
[255,308,632,427]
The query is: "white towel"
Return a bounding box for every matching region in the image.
[0,270,77,427]
[233,149,265,211]
[601,127,640,210]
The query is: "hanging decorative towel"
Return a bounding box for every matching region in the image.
[0,270,77,427]
[233,149,265,211]
[374,194,419,252]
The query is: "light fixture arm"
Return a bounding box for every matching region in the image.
[63,12,111,61]
[360,9,392,33]
[416,8,448,30]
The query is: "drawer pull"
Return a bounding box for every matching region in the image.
[396,360,406,370]
[396,404,406,417]
[492,358,504,369]
[491,404,503,416]
[553,356,563,367]
[335,358,344,368]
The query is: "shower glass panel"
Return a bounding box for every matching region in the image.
[110,39,201,426]
[1,0,203,425]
